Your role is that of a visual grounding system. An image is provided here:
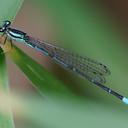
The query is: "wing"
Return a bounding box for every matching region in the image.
[26,36,111,84]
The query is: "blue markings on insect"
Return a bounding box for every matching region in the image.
[9,31,23,38]
[6,31,26,43]
[122,97,128,105]
[35,46,49,56]
[52,57,68,68]
[25,43,49,56]
[26,43,34,48]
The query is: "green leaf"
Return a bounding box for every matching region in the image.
[8,46,73,96]
[0,48,14,128]
[0,0,24,127]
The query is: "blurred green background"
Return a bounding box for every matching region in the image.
[2,0,128,127]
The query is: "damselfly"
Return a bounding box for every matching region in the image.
[0,20,128,104]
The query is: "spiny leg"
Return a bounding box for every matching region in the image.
[3,36,7,45]
[0,33,6,54]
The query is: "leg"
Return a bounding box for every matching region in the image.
[3,36,7,45]
[9,39,13,49]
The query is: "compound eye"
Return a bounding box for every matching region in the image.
[3,20,11,27]
[5,20,11,26]
[0,27,4,32]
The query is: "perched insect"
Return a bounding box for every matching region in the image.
[0,20,128,104]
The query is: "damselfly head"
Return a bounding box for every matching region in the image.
[3,20,11,28]
[0,20,11,33]
[3,20,11,27]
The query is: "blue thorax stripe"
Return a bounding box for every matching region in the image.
[7,28,26,39]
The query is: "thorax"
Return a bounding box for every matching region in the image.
[6,27,26,42]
